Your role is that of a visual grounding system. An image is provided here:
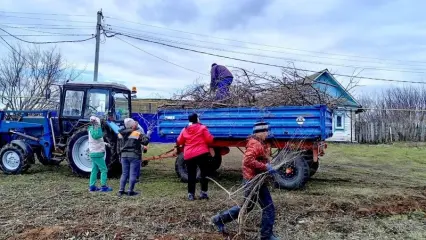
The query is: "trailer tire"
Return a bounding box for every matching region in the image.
[66,129,111,178]
[303,152,319,177]
[0,144,30,174]
[273,154,309,190]
[175,153,201,183]
[209,149,222,171]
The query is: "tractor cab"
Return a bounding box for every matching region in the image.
[59,82,132,125]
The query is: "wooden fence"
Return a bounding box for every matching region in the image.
[355,121,426,143]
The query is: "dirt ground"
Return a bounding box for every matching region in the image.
[0,143,426,240]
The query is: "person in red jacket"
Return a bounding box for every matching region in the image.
[177,113,214,201]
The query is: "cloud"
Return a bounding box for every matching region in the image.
[212,0,273,31]
[0,0,425,102]
[137,0,199,25]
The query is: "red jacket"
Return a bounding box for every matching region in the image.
[242,136,271,180]
[177,123,214,160]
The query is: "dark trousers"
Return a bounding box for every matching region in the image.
[217,180,275,240]
[119,157,141,192]
[185,153,209,194]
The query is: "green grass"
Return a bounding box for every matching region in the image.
[1,143,426,240]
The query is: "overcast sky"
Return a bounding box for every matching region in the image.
[1,0,425,99]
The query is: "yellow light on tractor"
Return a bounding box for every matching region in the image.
[131,86,137,94]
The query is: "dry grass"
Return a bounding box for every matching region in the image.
[0,143,426,240]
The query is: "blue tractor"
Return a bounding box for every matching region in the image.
[0,82,133,177]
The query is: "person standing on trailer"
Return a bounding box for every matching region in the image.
[210,63,233,101]
[88,116,113,192]
[211,122,280,240]
[177,113,214,201]
[117,118,150,196]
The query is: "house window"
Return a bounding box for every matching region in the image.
[335,114,344,130]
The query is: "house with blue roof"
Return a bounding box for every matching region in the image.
[305,69,363,142]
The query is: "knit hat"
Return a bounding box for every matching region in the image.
[124,118,137,129]
[253,121,269,134]
[188,113,199,123]
[90,116,100,125]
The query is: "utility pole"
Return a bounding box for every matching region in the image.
[93,9,103,82]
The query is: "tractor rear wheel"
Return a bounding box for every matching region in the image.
[66,129,111,178]
[0,144,31,174]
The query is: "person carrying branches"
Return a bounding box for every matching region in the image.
[210,63,233,101]
[211,121,280,240]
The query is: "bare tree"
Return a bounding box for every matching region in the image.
[0,44,82,111]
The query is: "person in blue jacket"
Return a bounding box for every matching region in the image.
[210,63,233,101]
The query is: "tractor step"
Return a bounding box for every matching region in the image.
[56,143,67,149]
[52,152,65,157]
[51,157,64,163]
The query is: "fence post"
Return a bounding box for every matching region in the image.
[389,126,393,142]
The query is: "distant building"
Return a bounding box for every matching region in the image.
[304,69,363,142]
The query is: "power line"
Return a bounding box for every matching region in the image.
[0,23,93,28]
[107,31,426,85]
[115,36,208,76]
[0,14,93,23]
[106,24,426,69]
[106,29,426,74]
[0,10,90,17]
[0,24,93,35]
[104,16,426,65]
[0,27,95,44]
[0,34,91,37]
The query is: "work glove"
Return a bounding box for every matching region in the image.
[147,130,153,137]
[266,163,277,175]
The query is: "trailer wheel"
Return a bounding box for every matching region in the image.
[66,129,111,178]
[175,153,201,183]
[0,144,30,174]
[209,149,222,171]
[303,152,319,177]
[273,154,309,190]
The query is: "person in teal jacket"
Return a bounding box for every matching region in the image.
[88,116,113,192]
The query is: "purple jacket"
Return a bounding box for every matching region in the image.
[211,65,233,88]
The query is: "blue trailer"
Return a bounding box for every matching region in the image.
[137,104,333,189]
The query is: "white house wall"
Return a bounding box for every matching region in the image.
[327,109,356,142]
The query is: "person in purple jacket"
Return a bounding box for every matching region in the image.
[210,63,233,101]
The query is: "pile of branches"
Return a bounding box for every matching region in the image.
[164,67,356,110]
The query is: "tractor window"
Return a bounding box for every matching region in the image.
[63,90,84,117]
[85,89,109,118]
[113,91,130,121]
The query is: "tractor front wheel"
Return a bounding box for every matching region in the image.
[66,129,111,178]
[0,144,31,174]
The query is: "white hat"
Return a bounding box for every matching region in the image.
[124,118,137,129]
[90,116,100,125]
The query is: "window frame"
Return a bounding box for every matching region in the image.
[335,113,345,130]
[62,90,85,118]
